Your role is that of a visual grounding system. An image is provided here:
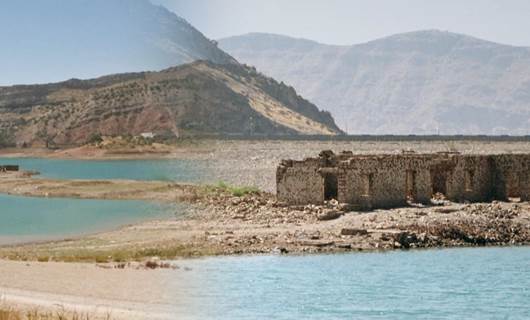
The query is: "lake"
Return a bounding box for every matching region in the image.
[0,157,208,182]
[0,158,204,245]
[0,194,177,245]
[168,247,530,319]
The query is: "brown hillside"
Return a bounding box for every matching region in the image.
[0,61,342,147]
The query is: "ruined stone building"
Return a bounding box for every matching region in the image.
[277,151,530,209]
[0,165,19,172]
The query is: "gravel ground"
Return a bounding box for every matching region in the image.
[196,140,530,191]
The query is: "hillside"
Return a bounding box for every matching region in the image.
[0,61,342,147]
[220,31,530,135]
[0,0,235,85]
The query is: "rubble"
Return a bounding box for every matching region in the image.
[340,228,369,236]
[189,186,530,255]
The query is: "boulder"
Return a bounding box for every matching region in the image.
[317,209,343,221]
[340,228,369,236]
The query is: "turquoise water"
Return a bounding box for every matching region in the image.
[171,247,530,319]
[0,194,177,244]
[0,157,207,182]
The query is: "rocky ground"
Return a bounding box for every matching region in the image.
[1,180,528,262]
[182,192,530,254]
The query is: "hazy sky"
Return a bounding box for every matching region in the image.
[153,0,530,46]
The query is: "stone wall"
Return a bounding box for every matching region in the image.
[492,154,530,201]
[276,159,324,205]
[0,165,19,172]
[276,151,530,209]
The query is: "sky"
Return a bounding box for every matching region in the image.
[152,0,530,46]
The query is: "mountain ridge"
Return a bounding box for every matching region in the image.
[220,30,530,135]
[0,0,236,85]
[0,61,342,147]
[222,30,530,50]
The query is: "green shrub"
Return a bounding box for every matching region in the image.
[0,130,14,148]
[86,133,103,145]
[213,181,260,197]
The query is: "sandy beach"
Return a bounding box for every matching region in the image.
[0,260,171,319]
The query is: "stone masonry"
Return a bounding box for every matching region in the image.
[277,151,530,209]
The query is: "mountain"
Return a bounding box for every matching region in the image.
[0,61,342,146]
[219,31,530,135]
[0,0,235,85]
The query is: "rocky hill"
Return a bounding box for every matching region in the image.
[0,0,235,85]
[220,31,530,135]
[0,61,342,146]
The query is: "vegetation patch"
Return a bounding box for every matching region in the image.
[0,129,15,148]
[0,243,218,264]
[0,307,110,320]
[205,181,260,197]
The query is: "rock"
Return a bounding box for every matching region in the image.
[317,209,343,221]
[272,247,289,254]
[434,208,458,214]
[340,228,369,236]
[309,232,321,240]
[299,240,335,247]
[338,203,358,212]
[393,232,419,249]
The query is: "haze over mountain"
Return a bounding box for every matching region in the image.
[220,30,530,135]
[0,0,235,85]
[0,61,341,146]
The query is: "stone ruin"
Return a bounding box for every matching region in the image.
[0,165,19,172]
[277,151,530,210]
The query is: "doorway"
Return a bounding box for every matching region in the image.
[324,173,338,201]
[406,170,417,202]
[431,169,448,199]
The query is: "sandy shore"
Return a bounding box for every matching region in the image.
[0,259,191,320]
[0,171,199,202]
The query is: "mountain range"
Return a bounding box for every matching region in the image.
[0,0,341,144]
[0,61,341,146]
[220,31,530,135]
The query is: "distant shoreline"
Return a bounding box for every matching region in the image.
[0,136,529,162]
[209,134,530,142]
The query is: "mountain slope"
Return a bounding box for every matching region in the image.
[0,0,235,85]
[220,31,530,135]
[0,61,342,146]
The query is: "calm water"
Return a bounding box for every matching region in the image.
[0,194,177,244]
[0,157,208,182]
[169,247,530,320]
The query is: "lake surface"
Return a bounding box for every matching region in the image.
[169,247,530,319]
[0,194,177,245]
[0,157,208,182]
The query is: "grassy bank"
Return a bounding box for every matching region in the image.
[0,307,110,320]
[0,242,218,264]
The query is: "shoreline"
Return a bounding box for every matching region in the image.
[1,139,529,316]
[1,172,529,262]
[2,138,530,161]
[1,183,529,319]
